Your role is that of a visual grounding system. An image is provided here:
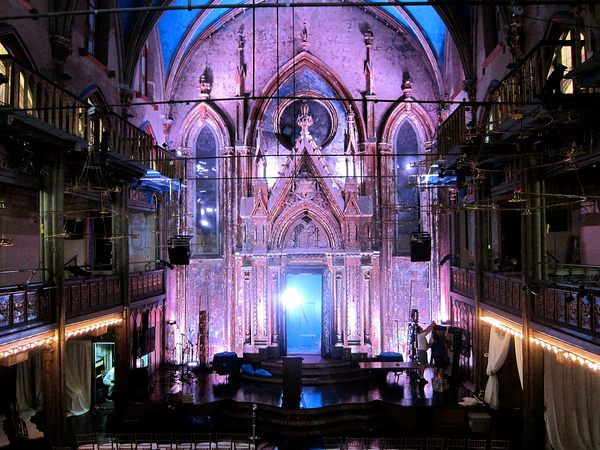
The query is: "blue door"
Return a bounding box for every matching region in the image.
[284,273,322,354]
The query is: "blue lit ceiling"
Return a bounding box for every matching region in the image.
[120,0,448,77]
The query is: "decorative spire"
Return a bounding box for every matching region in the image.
[293,103,318,153]
[344,111,358,179]
[363,27,375,95]
[255,123,267,179]
[199,66,213,99]
[402,71,413,98]
[235,25,246,97]
[299,21,311,52]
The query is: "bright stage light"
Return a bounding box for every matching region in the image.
[282,287,303,310]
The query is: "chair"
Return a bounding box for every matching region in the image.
[323,436,345,450]
[76,433,97,450]
[113,433,135,449]
[445,438,466,450]
[175,433,194,449]
[403,437,423,450]
[365,437,385,450]
[193,433,214,449]
[490,440,509,450]
[383,437,403,450]
[467,439,487,450]
[155,433,175,449]
[347,437,365,449]
[134,433,154,450]
[425,437,443,450]
[96,433,114,450]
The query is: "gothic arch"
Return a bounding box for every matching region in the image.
[271,202,342,251]
[246,52,366,146]
[179,102,233,151]
[379,100,435,148]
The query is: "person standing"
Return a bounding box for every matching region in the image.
[417,321,435,384]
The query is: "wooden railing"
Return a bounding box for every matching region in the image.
[0,284,55,332]
[64,276,122,318]
[534,286,599,344]
[435,103,476,160]
[129,269,165,302]
[450,266,475,299]
[0,55,181,180]
[482,272,524,315]
[489,40,600,127]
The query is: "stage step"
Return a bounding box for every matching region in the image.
[240,359,377,386]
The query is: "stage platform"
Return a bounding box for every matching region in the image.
[67,356,522,449]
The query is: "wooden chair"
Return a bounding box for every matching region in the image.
[425,437,444,449]
[404,437,423,450]
[175,433,194,449]
[134,433,154,450]
[155,433,175,450]
[383,437,403,450]
[76,433,97,450]
[445,438,466,450]
[347,437,365,449]
[113,433,135,449]
[323,436,345,450]
[193,433,214,449]
[490,440,509,450]
[467,439,487,450]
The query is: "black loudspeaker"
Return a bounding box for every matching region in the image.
[168,236,191,265]
[282,356,303,408]
[410,232,431,262]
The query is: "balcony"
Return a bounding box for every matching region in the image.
[482,272,524,315]
[450,266,475,299]
[130,269,165,303]
[0,284,55,337]
[0,55,182,180]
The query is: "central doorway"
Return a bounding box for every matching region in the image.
[284,273,323,354]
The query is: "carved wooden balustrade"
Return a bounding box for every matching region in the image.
[534,286,600,344]
[488,41,600,128]
[450,266,475,299]
[129,269,165,302]
[64,276,122,318]
[481,272,524,315]
[0,55,181,179]
[0,284,55,333]
[434,103,476,161]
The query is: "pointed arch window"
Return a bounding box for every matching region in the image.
[194,125,220,255]
[394,120,420,255]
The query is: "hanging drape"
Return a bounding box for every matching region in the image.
[16,350,43,412]
[484,326,511,409]
[65,340,92,416]
[544,351,600,450]
[513,336,523,389]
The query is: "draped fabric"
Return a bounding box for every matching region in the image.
[484,327,512,409]
[513,336,524,389]
[16,350,43,412]
[544,351,600,450]
[65,340,92,416]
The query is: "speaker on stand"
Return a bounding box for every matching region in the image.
[410,232,431,262]
[168,235,192,265]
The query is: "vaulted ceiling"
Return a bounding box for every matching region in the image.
[118,0,472,84]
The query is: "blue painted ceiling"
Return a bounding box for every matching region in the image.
[120,0,448,76]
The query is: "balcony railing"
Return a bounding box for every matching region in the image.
[130,269,165,302]
[482,272,524,315]
[450,266,475,299]
[435,104,477,160]
[489,40,600,127]
[0,284,55,333]
[64,275,122,319]
[0,55,181,180]
[534,286,599,344]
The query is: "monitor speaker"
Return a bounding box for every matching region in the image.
[168,236,191,265]
[410,232,431,262]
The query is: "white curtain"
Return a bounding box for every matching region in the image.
[544,351,600,450]
[484,327,512,409]
[514,336,524,389]
[65,340,92,416]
